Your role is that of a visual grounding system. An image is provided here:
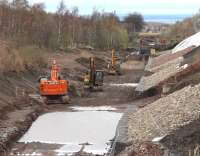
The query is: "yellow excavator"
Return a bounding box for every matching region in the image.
[84,57,104,91]
[107,49,122,75]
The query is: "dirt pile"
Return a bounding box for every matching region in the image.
[136,61,182,93]
[117,84,200,155]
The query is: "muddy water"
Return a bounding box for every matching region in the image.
[108,83,138,87]
[10,107,122,156]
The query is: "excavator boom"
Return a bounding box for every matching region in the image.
[111,49,116,68]
[84,57,104,91]
[107,49,122,75]
[51,60,59,81]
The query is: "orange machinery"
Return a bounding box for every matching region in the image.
[107,49,122,75]
[39,60,69,104]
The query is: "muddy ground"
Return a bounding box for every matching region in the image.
[0,49,149,156]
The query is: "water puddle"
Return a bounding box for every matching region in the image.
[108,83,138,87]
[13,107,122,156]
[70,106,117,111]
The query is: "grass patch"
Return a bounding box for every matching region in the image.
[18,46,48,71]
[0,41,48,73]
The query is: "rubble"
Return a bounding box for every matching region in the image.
[146,57,183,73]
[137,45,200,93]
[145,46,194,72]
[126,84,200,154]
[136,61,182,92]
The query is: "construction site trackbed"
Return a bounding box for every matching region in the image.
[0,50,149,156]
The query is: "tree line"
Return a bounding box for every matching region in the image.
[0,0,145,50]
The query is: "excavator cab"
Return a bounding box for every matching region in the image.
[84,57,104,91]
[39,60,70,104]
[107,49,122,75]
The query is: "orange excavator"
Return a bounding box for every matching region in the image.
[38,60,70,104]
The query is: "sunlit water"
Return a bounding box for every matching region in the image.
[70,106,117,111]
[108,83,138,87]
[19,108,122,155]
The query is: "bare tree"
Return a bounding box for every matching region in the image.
[56,0,66,47]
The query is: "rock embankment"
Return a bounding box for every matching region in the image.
[114,84,200,155]
[0,100,43,155]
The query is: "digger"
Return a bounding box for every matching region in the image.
[38,60,70,104]
[107,49,122,75]
[84,57,104,91]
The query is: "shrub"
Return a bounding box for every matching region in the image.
[18,45,47,70]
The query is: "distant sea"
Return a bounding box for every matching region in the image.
[144,14,193,24]
[120,14,193,24]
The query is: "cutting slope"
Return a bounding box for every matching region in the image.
[172,32,200,53]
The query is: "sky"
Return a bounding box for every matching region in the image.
[28,0,200,15]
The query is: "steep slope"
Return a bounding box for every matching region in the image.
[172,32,200,53]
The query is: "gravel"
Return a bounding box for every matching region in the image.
[127,84,200,148]
[146,57,183,73]
[136,61,182,92]
[136,47,197,93]
[145,47,194,72]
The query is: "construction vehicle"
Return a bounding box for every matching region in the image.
[38,60,70,104]
[107,49,122,75]
[84,57,104,91]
